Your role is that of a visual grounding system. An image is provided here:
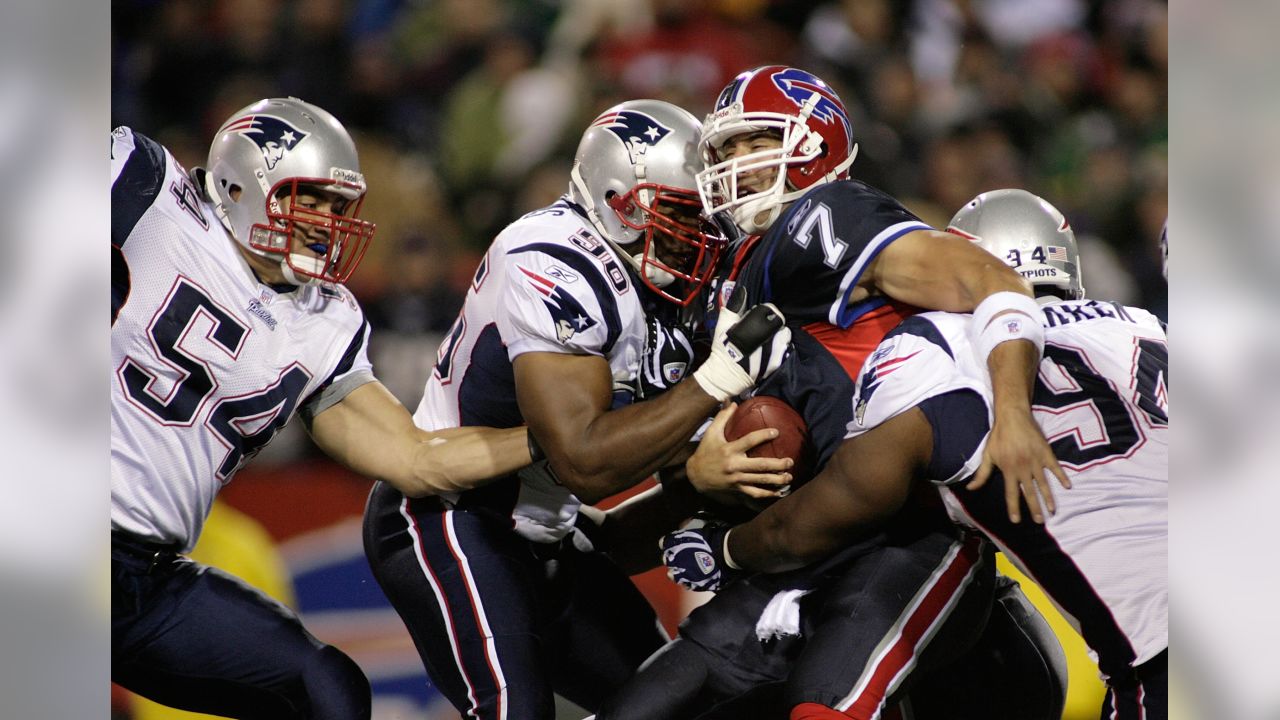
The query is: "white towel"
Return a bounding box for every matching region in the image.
[755,587,813,642]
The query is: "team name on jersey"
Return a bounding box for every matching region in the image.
[1041,300,1136,328]
[246,298,278,330]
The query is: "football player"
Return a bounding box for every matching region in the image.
[111,98,535,718]
[596,67,1069,720]
[361,99,794,720]
[667,189,1168,720]
[696,66,1071,522]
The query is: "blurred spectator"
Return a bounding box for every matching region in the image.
[593,0,774,114]
[364,233,464,336]
[112,0,1167,328]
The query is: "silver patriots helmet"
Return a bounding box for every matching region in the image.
[199,97,375,285]
[948,189,1085,301]
[568,99,724,306]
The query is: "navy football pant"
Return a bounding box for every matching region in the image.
[111,534,370,719]
[598,531,995,720]
[1099,650,1167,720]
[364,482,666,720]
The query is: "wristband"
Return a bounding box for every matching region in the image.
[970,291,1044,366]
[527,432,546,464]
[722,528,742,570]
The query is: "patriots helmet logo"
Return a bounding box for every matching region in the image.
[592,110,671,164]
[520,266,598,342]
[224,114,310,170]
[770,68,853,141]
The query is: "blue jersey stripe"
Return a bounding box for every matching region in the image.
[917,390,988,481]
[832,223,927,327]
[111,244,130,325]
[507,242,624,354]
[305,316,370,406]
[111,130,168,247]
[881,315,954,359]
[459,323,523,428]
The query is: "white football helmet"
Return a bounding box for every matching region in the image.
[199,97,375,285]
[568,99,724,306]
[948,189,1085,301]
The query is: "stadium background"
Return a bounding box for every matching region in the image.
[110,1,1168,718]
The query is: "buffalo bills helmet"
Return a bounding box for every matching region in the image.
[948,189,1085,301]
[199,97,375,285]
[697,66,858,235]
[568,99,724,306]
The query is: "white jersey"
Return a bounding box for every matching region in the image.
[846,300,1168,674]
[111,128,375,551]
[414,197,652,541]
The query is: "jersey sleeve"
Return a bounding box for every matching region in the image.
[845,313,991,484]
[111,127,169,248]
[299,313,377,423]
[497,245,624,360]
[737,181,930,327]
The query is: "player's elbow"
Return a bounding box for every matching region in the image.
[550,460,620,505]
[382,467,462,497]
[974,259,1033,300]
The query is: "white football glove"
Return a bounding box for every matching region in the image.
[692,302,791,402]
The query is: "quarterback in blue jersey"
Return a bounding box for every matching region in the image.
[111,98,534,718]
[697,65,1068,521]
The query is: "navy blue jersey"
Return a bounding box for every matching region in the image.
[732,180,930,328]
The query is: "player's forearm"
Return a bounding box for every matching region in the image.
[726,503,834,573]
[876,230,1034,312]
[595,475,702,574]
[400,426,532,496]
[550,381,718,504]
[987,338,1039,410]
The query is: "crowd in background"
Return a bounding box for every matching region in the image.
[112,0,1167,406]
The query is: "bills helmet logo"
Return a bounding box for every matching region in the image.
[224,114,310,170]
[520,266,598,343]
[592,110,671,165]
[771,68,853,140]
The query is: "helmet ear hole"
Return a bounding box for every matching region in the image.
[606,190,637,217]
[227,183,243,202]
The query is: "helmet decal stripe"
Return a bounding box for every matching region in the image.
[715,72,750,111]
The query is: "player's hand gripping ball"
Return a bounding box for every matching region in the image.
[724,395,812,486]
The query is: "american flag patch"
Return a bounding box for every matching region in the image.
[1046,246,1068,262]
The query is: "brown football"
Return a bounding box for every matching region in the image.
[724,395,812,480]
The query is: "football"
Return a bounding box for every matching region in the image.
[724,395,812,480]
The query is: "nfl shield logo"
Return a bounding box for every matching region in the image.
[695,551,715,573]
[663,362,687,384]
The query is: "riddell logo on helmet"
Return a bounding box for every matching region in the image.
[329,167,365,189]
[224,114,310,170]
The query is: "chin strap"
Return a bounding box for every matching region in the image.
[280,257,321,286]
